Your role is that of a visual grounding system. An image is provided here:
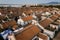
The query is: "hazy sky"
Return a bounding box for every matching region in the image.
[0,0,60,4]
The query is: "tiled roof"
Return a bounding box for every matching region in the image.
[2,20,17,29]
[8,20,17,26]
[55,13,60,17]
[16,24,40,40]
[40,18,53,28]
[37,32,48,40]
[22,16,33,21]
[50,14,58,21]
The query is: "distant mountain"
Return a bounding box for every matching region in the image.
[47,2,60,4]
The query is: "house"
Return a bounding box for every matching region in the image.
[0,29,13,40]
[53,19,60,30]
[55,20,60,25]
[2,22,9,29]
[15,24,49,40]
[40,13,59,26]
[37,32,49,40]
[49,14,58,21]
[55,13,60,17]
[40,18,53,28]
[15,24,40,40]
[49,24,58,31]
[36,13,42,20]
[17,16,33,26]
[1,20,18,30]
[39,18,56,38]
[23,9,33,16]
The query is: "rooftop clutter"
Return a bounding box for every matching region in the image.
[0,7,60,40]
